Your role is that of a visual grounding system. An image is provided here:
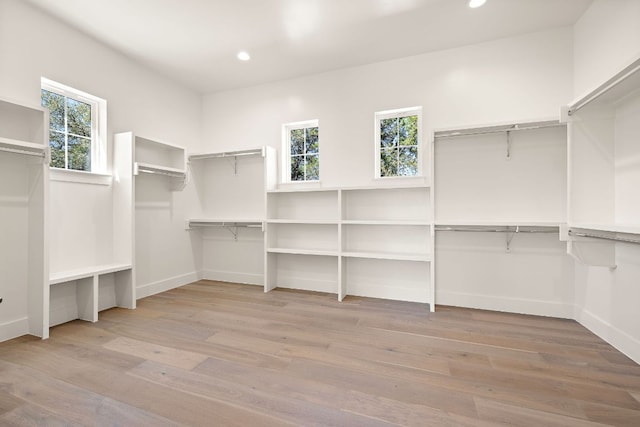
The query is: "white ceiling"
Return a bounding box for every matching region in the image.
[26,0,593,94]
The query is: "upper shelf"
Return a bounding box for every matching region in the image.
[0,97,47,146]
[134,162,186,178]
[433,119,563,140]
[568,55,640,115]
[189,147,264,162]
[0,136,48,159]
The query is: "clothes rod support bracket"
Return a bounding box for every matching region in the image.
[224,226,238,241]
[506,130,512,160]
[505,226,519,252]
[225,156,238,175]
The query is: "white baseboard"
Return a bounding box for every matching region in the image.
[201,270,263,286]
[575,307,640,365]
[436,291,574,319]
[0,317,29,343]
[136,271,200,299]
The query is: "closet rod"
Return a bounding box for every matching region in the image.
[137,168,185,178]
[569,230,640,245]
[568,62,640,115]
[435,226,557,233]
[189,222,262,228]
[434,120,561,140]
[189,149,262,161]
[0,146,45,158]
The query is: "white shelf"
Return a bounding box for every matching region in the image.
[189,147,264,161]
[50,263,132,286]
[188,218,263,229]
[569,223,640,235]
[134,162,186,177]
[434,119,563,139]
[342,219,431,226]
[267,248,339,257]
[267,219,339,225]
[568,55,640,115]
[435,220,561,228]
[342,251,431,262]
[0,136,47,158]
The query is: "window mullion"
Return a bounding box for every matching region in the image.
[64,96,69,170]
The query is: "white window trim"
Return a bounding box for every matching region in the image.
[41,77,108,177]
[282,119,320,183]
[374,106,423,179]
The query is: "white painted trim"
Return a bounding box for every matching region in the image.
[136,271,199,299]
[50,168,112,185]
[437,290,575,319]
[575,307,640,365]
[0,317,29,342]
[201,270,263,286]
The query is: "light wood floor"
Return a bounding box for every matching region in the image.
[1,281,640,426]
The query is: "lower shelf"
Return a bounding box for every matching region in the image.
[49,264,135,328]
[265,252,432,308]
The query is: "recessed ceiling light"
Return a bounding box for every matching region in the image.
[237,51,251,61]
[468,0,486,8]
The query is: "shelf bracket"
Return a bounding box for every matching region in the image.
[224,226,239,241]
[506,226,518,252]
[225,156,238,175]
[506,129,512,160]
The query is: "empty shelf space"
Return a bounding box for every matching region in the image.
[50,263,132,285]
[267,247,339,257]
[342,251,431,262]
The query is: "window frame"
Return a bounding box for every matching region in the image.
[374,106,423,179]
[282,119,320,183]
[41,77,107,175]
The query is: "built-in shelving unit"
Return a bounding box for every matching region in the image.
[129,133,187,190]
[187,146,277,285]
[433,119,572,318]
[49,133,136,329]
[0,97,49,340]
[265,184,434,309]
[566,56,640,267]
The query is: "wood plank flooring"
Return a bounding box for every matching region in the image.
[1,280,640,426]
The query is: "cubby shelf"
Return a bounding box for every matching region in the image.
[49,263,132,286]
[265,184,433,309]
[0,136,48,158]
[342,251,431,262]
[267,248,339,257]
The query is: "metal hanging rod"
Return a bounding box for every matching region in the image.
[189,148,263,161]
[0,146,46,158]
[569,230,640,245]
[435,226,558,233]
[188,221,262,228]
[434,120,562,140]
[568,61,640,115]
[137,167,185,178]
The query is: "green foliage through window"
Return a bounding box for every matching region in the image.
[41,89,92,171]
[290,126,319,181]
[379,114,418,177]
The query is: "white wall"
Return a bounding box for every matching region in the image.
[203,28,574,188]
[573,0,640,97]
[571,0,640,363]
[0,0,202,300]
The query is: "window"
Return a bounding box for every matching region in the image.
[283,120,319,182]
[375,107,422,178]
[41,78,106,173]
